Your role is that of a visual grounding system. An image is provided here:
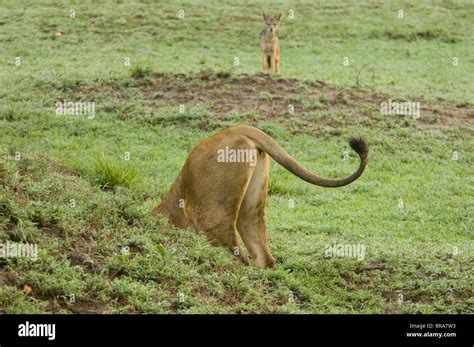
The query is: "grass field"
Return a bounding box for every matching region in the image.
[1,1,473,313]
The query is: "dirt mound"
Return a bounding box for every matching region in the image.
[62,70,473,132]
[137,70,473,130]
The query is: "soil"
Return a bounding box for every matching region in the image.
[136,70,474,130]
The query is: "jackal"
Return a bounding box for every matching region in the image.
[260,12,282,73]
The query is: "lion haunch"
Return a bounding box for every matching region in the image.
[153,125,368,269]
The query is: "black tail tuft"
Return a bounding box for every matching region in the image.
[349,137,368,159]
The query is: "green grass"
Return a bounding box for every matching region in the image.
[1,0,473,102]
[0,0,473,314]
[88,155,138,190]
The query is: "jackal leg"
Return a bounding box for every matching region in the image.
[275,46,280,73]
[260,52,267,72]
[270,54,276,72]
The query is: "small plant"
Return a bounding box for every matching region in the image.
[154,92,164,100]
[60,78,81,91]
[337,92,348,104]
[312,100,324,110]
[318,94,328,104]
[215,70,231,79]
[91,155,137,190]
[130,65,153,79]
[259,91,273,101]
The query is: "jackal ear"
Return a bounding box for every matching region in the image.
[275,12,282,21]
[262,11,269,20]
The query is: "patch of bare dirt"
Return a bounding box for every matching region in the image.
[137,70,473,130]
[41,294,108,314]
[66,300,108,314]
[0,269,16,286]
[64,70,473,133]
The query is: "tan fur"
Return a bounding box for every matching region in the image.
[153,125,368,269]
[260,12,282,73]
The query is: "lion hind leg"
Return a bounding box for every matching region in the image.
[236,153,275,269]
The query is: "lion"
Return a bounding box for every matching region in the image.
[153,125,368,269]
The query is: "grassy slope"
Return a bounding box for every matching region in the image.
[1,0,473,313]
